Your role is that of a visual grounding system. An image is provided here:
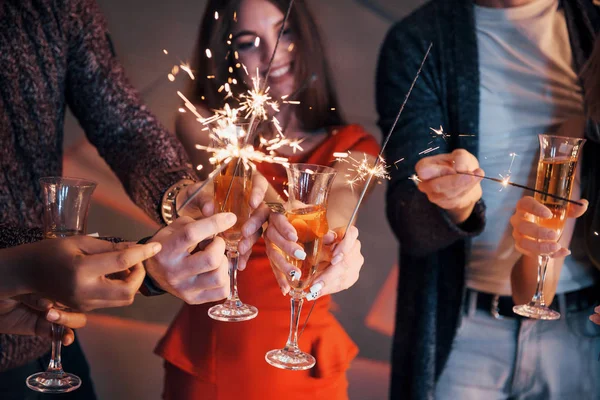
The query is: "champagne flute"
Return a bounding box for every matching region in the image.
[265,163,337,370]
[208,122,258,322]
[26,177,96,393]
[513,134,585,320]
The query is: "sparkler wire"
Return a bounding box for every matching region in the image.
[176,161,231,214]
[455,172,584,207]
[220,0,296,211]
[299,43,433,339]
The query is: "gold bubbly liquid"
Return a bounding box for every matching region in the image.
[214,164,252,243]
[286,205,329,290]
[534,158,577,234]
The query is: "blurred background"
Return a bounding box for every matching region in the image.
[66,0,426,398]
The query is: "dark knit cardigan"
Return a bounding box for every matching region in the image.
[0,0,195,370]
[376,0,600,398]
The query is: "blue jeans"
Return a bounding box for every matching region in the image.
[435,293,600,399]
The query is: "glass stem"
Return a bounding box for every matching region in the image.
[48,323,65,373]
[531,254,550,307]
[284,291,304,352]
[224,247,242,307]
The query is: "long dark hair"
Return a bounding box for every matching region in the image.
[187,0,345,131]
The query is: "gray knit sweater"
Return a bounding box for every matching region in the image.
[0,0,194,371]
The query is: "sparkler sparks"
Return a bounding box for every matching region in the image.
[409,174,422,185]
[498,153,518,191]
[334,151,390,189]
[430,126,450,141]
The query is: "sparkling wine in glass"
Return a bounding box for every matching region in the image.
[513,134,585,320]
[265,163,337,370]
[26,177,96,393]
[207,158,259,322]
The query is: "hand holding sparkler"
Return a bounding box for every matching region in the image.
[143,213,236,304]
[414,149,484,224]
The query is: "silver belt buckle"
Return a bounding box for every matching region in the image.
[491,294,504,320]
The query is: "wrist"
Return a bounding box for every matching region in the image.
[448,203,476,225]
[136,236,166,296]
[161,178,197,225]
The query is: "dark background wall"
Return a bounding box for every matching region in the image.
[64,0,426,377]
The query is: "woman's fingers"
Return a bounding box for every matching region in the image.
[264,220,305,261]
[264,238,301,281]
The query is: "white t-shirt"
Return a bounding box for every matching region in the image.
[467,0,598,295]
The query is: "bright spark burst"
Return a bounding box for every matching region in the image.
[335,151,390,189]
[237,69,281,124]
[195,121,288,169]
[498,153,518,191]
[430,126,450,141]
[409,174,422,185]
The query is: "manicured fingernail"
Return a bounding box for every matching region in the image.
[331,254,344,265]
[293,249,306,260]
[289,270,301,282]
[46,309,59,322]
[310,281,323,294]
[329,230,338,241]
[595,305,600,313]
[288,232,298,242]
[306,291,319,301]
[281,286,287,296]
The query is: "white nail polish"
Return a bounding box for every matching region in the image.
[306,291,318,301]
[294,249,306,260]
[310,282,323,294]
[290,270,301,282]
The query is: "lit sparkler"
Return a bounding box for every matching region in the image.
[454,171,584,206]
[298,42,434,340]
[334,151,390,190]
[342,43,433,230]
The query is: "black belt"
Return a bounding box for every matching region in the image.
[465,285,600,319]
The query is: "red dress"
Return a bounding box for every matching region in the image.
[156,125,380,400]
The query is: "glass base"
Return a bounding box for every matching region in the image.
[513,304,561,320]
[26,371,81,393]
[208,302,258,322]
[265,348,316,371]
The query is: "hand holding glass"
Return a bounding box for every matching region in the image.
[513,135,585,320]
[265,163,337,370]
[207,121,258,321]
[26,177,96,393]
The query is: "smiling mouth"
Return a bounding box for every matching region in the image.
[264,63,292,79]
